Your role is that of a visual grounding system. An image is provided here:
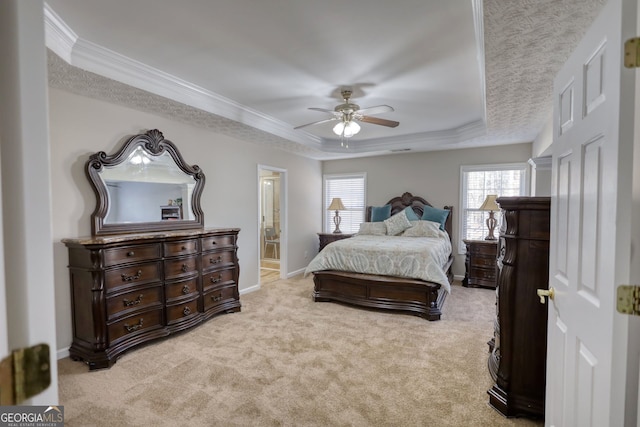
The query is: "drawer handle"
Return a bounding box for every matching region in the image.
[123,294,143,307]
[121,270,142,282]
[181,263,188,272]
[181,245,187,251]
[211,241,217,246]
[127,251,135,257]
[210,256,222,264]
[182,285,190,294]
[183,307,191,316]
[212,294,223,302]
[124,318,143,332]
[210,275,222,284]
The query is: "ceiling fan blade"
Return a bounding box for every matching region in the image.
[358,116,400,128]
[294,117,338,130]
[356,105,394,116]
[308,107,336,113]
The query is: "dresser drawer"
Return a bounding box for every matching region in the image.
[203,284,237,312]
[164,239,198,257]
[106,285,163,321]
[201,250,235,272]
[166,297,200,325]
[165,277,199,303]
[105,262,162,293]
[107,308,163,345]
[103,243,161,267]
[202,268,236,293]
[164,255,198,280]
[201,234,235,251]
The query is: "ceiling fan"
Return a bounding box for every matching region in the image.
[294,90,399,139]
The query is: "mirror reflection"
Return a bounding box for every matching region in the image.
[100,148,196,224]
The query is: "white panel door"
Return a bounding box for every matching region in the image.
[546,0,639,426]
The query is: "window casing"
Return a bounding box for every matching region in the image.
[323,173,366,234]
[458,163,529,254]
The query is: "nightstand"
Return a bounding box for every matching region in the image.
[317,233,353,252]
[462,239,498,289]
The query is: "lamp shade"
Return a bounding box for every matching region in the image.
[479,194,500,211]
[333,121,361,138]
[328,198,346,211]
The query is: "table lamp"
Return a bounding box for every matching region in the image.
[479,194,500,240]
[327,197,346,233]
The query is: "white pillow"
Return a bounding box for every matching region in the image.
[401,220,442,237]
[357,222,387,236]
[384,210,412,236]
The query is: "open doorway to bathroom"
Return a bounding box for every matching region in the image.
[258,166,285,285]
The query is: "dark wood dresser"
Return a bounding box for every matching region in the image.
[488,197,550,418]
[462,240,498,289]
[317,233,354,252]
[63,228,240,370]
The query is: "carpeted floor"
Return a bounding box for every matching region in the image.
[58,275,544,426]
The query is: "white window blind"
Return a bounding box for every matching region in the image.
[459,164,528,253]
[323,173,366,234]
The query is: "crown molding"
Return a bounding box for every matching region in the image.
[528,156,552,170]
[43,3,77,63]
[43,3,322,150]
[43,2,488,157]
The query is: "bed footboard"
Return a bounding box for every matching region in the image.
[312,270,446,321]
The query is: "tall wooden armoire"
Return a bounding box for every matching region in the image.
[488,196,551,418]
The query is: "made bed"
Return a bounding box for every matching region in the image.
[305,192,454,321]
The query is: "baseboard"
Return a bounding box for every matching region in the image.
[453,274,465,282]
[57,347,70,360]
[240,283,260,295]
[287,268,305,278]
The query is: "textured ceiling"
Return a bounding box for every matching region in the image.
[45,0,606,160]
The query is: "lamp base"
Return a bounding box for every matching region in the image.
[485,211,497,240]
[333,211,342,234]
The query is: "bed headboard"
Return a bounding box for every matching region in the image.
[365,192,453,239]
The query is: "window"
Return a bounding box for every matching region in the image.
[323,173,366,234]
[459,163,529,253]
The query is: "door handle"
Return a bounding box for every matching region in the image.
[537,287,555,304]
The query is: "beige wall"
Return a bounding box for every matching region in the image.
[322,143,533,275]
[49,88,322,355]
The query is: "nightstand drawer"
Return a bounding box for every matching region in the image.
[469,266,496,281]
[471,256,496,268]
[463,239,498,289]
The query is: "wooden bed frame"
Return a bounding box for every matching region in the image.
[312,192,454,321]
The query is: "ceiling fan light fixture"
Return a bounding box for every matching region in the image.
[333,121,361,138]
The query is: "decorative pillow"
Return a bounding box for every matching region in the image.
[421,205,450,231]
[384,210,413,236]
[401,220,442,237]
[370,204,392,222]
[357,222,387,236]
[403,206,420,221]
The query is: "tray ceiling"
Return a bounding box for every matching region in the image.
[45,0,606,159]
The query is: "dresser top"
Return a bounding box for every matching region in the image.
[62,227,240,246]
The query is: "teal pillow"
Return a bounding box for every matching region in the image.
[403,206,420,221]
[370,204,391,222]
[421,205,450,231]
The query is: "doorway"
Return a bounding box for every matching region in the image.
[258,166,285,285]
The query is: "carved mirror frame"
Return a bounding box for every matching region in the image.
[86,129,205,236]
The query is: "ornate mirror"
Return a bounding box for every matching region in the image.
[86,129,205,235]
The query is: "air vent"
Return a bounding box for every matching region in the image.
[390,148,411,152]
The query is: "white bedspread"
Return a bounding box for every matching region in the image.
[304,234,452,292]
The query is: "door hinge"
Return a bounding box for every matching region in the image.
[0,343,51,405]
[624,37,640,68]
[617,285,640,316]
